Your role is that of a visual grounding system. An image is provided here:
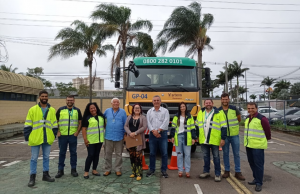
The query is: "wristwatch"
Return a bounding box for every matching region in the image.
[157,130,161,134]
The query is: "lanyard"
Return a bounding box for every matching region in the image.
[112,108,120,120]
[41,107,48,120]
[68,107,74,119]
[204,110,214,123]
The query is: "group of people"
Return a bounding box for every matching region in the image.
[24,90,271,192]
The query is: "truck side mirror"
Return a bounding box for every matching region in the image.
[190,105,199,116]
[134,69,140,78]
[126,105,133,115]
[115,67,121,81]
[115,81,120,88]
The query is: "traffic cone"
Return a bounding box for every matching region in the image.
[142,151,149,170]
[167,145,178,170]
[219,146,222,151]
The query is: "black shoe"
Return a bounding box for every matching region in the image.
[161,171,168,178]
[55,170,64,178]
[42,171,55,182]
[92,172,101,176]
[146,170,155,177]
[84,175,89,179]
[248,180,256,185]
[28,174,36,187]
[255,185,262,192]
[71,169,78,177]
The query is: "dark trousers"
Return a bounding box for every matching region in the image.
[58,135,77,170]
[128,147,143,176]
[85,143,103,172]
[246,147,265,186]
[201,144,221,176]
[149,130,168,172]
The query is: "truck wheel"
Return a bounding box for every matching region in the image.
[191,144,197,153]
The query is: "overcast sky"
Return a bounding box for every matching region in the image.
[1,0,300,97]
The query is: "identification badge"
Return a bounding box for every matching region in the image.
[112,119,115,123]
[71,120,74,124]
[40,120,45,123]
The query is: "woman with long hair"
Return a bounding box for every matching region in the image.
[170,102,197,178]
[124,104,147,181]
[81,102,105,179]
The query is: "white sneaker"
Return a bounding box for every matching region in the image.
[215,175,221,182]
[199,172,210,178]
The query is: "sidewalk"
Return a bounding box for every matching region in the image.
[0,123,24,139]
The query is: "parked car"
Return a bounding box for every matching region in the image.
[241,108,277,119]
[262,108,300,124]
[284,110,300,126]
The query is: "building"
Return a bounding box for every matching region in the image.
[72,77,104,91]
[0,70,44,125]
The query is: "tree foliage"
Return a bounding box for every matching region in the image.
[0,64,18,73]
[55,82,77,97]
[77,84,96,97]
[290,82,300,95]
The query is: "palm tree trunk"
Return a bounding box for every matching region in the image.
[230,79,232,101]
[236,77,239,103]
[122,43,126,107]
[89,61,92,103]
[198,50,202,107]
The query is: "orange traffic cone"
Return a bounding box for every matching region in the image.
[142,151,149,170]
[219,146,222,151]
[167,145,178,170]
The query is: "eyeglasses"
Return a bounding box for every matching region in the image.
[134,107,141,110]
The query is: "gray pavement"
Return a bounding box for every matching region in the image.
[1,127,300,193]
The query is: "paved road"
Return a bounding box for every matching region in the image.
[1,128,300,194]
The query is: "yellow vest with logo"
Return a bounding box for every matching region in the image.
[244,114,267,149]
[24,104,57,146]
[196,108,227,146]
[219,105,239,136]
[87,116,105,144]
[171,115,195,146]
[58,107,79,135]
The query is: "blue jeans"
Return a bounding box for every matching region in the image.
[246,147,264,186]
[30,143,51,175]
[176,133,191,172]
[149,130,168,172]
[201,144,221,176]
[58,135,77,170]
[223,135,241,172]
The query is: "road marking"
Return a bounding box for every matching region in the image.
[194,184,203,194]
[49,155,59,157]
[53,150,59,152]
[272,137,300,147]
[3,161,20,167]
[49,157,55,159]
[265,151,290,154]
[0,161,6,164]
[268,141,285,146]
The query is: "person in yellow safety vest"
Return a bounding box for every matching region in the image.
[196,99,227,182]
[245,102,271,192]
[218,93,245,180]
[24,90,58,187]
[170,102,197,178]
[55,95,83,178]
[81,102,105,179]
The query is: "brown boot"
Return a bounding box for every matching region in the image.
[222,171,230,178]
[235,172,245,180]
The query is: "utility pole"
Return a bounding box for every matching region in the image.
[245,70,248,103]
[225,61,228,93]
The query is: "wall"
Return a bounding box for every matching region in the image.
[0,101,37,125]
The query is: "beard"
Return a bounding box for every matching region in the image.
[222,102,228,106]
[40,99,48,104]
[205,105,212,111]
[67,102,74,107]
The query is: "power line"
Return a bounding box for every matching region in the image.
[191,0,300,6]
[205,61,300,68]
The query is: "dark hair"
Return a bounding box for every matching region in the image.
[204,98,213,103]
[132,104,143,116]
[221,93,229,99]
[177,102,188,126]
[66,95,74,99]
[83,102,105,121]
[39,90,48,96]
[247,102,258,108]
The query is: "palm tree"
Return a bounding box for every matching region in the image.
[230,61,249,103]
[274,79,291,90]
[226,63,235,100]
[216,71,226,93]
[260,94,267,101]
[48,20,114,102]
[260,76,276,100]
[238,86,247,100]
[250,94,257,102]
[90,3,153,105]
[156,1,214,105]
[0,64,18,73]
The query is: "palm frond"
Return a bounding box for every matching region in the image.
[130,20,153,31]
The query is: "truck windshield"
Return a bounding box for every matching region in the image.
[127,66,198,92]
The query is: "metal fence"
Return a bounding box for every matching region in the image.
[231,100,300,129]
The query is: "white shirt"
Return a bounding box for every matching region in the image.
[178,116,185,134]
[147,106,170,131]
[203,109,214,144]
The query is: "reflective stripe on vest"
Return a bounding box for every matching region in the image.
[244,117,267,149]
[58,109,79,135]
[86,116,105,144]
[219,108,239,136]
[172,115,195,146]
